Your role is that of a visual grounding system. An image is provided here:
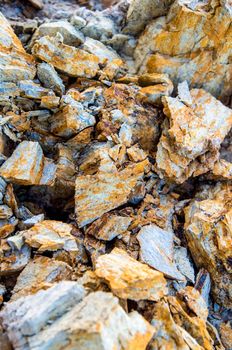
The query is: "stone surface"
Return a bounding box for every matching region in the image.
[137,224,184,280]
[32,35,99,78]
[1,283,154,350]
[37,62,65,96]
[156,89,232,183]
[0,12,35,82]
[23,220,78,253]
[75,159,149,227]
[11,256,72,300]
[184,183,232,307]
[95,247,167,300]
[135,0,232,100]
[0,243,31,276]
[0,141,56,186]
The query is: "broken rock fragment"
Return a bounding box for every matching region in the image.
[0,141,56,186]
[32,35,99,78]
[23,220,78,253]
[75,159,149,227]
[156,89,232,183]
[137,224,184,280]
[37,62,65,96]
[95,247,167,301]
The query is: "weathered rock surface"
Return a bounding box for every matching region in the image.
[135,0,232,100]
[137,224,184,280]
[23,220,78,253]
[184,183,232,307]
[37,62,65,96]
[75,159,149,227]
[32,35,99,78]
[1,282,154,350]
[0,12,35,82]
[95,247,167,300]
[0,141,56,186]
[156,88,232,183]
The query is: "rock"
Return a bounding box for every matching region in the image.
[123,0,174,34]
[178,286,208,321]
[75,159,149,227]
[137,224,184,280]
[40,95,60,109]
[1,285,154,350]
[135,0,232,100]
[82,37,120,64]
[11,256,72,300]
[32,21,84,47]
[174,246,195,283]
[95,247,167,300]
[27,0,44,10]
[18,80,55,100]
[0,243,31,276]
[156,89,232,183]
[195,269,211,306]
[37,62,65,96]
[32,35,99,78]
[23,220,78,253]
[0,141,56,186]
[86,213,132,241]
[50,104,96,138]
[0,281,86,349]
[177,80,193,106]
[220,322,232,350]
[0,12,35,82]
[184,184,232,307]
[0,284,6,304]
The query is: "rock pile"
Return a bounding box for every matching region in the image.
[0,0,231,349]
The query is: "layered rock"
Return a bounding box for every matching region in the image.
[135,0,232,100]
[95,247,167,300]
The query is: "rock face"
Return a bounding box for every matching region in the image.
[156,88,232,183]
[95,247,167,300]
[137,224,184,280]
[0,12,35,82]
[0,141,56,186]
[135,0,232,100]
[184,183,232,307]
[0,282,154,350]
[32,35,99,78]
[75,159,149,227]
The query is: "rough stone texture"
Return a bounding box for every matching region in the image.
[37,62,65,96]
[82,37,120,64]
[75,159,149,227]
[1,283,154,350]
[0,244,31,276]
[95,247,167,301]
[32,21,84,46]
[135,0,232,100]
[137,224,184,280]
[184,183,232,307]
[23,220,78,253]
[0,141,56,186]
[32,35,100,78]
[11,256,72,300]
[0,12,35,82]
[156,89,232,183]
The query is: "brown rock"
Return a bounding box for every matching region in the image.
[95,247,167,301]
[32,35,99,78]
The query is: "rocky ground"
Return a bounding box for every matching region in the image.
[0,0,232,349]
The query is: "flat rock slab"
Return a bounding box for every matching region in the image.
[95,247,167,301]
[137,224,184,280]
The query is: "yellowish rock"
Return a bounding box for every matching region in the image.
[95,247,167,301]
[32,35,99,78]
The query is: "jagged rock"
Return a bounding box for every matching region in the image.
[32,21,84,47]
[18,80,55,100]
[1,285,154,350]
[37,62,65,96]
[177,286,208,321]
[123,0,174,34]
[135,0,232,100]
[0,243,31,276]
[23,220,78,253]
[75,159,149,227]
[156,89,232,183]
[32,35,99,78]
[220,322,232,350]
[82,37,120,64]
[174,246,195,283]
[11,256,72,300]
[0,12,35,82]
[184,183,232,307]
[95,247,167,300]
[140,73,174,105]
[0,141,56,186]
[137,224,184,280]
